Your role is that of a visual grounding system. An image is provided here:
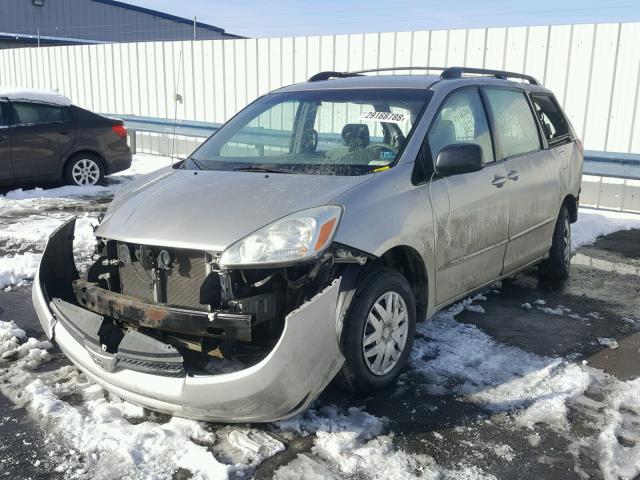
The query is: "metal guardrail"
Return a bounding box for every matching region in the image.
[107,114,640,181]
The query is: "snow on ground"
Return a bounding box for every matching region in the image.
[572,208,640,249]
[411,292,640,480]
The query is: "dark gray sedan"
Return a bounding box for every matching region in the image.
[0,88,131,186]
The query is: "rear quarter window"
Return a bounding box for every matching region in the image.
[530,93,571,146]
[485,89,541,159]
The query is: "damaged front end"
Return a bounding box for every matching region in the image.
[33,217,368,422]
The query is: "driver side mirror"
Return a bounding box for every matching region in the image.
[435,143,483,176]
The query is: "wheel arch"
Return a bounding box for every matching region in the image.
[562,194,578,223]
[63,150,107,177]
[372,245,429,321]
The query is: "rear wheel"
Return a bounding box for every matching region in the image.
[64,154,104,186]
[539,205,571,279]
[335,267,416,394]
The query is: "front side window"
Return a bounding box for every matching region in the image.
[185,89,431,176]
[428,88,494,165]
[484,89,541,159]
[530,93,571,146]
[11,102,66,125]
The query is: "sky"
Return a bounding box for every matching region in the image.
[124,0,640,38]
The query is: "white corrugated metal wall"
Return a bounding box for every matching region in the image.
[1,22,640,154]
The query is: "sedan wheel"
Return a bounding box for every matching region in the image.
[362,291,409,376]
[70,158,101,186]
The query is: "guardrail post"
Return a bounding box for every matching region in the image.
[129,130,137,154]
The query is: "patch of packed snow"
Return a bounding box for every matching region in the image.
[0,320,52,368]
[573,208,640,249]
[0,252,41,290]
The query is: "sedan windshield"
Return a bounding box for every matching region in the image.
[184,89,432,175]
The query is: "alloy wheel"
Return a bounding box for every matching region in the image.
[71,158,100,186]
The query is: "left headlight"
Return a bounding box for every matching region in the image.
[219,205,343,268]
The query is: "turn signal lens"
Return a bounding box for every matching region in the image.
[314,218,337,252]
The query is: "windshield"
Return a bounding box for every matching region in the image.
[184,89,432,175]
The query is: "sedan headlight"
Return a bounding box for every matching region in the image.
[219,206,342,267]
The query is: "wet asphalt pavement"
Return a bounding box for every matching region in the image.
[1,227,639,479]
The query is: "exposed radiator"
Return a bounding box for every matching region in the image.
[117,243,209,310]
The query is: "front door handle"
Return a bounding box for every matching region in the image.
[492,175,507,188]
[507,170,520,181]
[60,130,72,135]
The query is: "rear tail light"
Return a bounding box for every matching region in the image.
[112,124,127,139]
[576,138,584,154]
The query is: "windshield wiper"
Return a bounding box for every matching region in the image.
[232,166,294,174]
[186,157,205,170]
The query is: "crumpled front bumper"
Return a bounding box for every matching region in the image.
[32,218,345,422]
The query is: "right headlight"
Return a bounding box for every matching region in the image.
[219,205,342,268]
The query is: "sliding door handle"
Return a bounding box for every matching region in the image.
[492,175,507,188]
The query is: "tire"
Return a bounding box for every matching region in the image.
[539,205,571,280]
[335,267,417,394]
[64,154,104,186]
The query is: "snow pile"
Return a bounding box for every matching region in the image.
[573,208,640,249]
[276,405,496,480]
[0,320,52,367]
[592,377,640,479]
[0,214,96,253]
[0,215,96,289]
[0,252,41,290]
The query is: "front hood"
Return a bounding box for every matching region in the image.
[96,168,371,251]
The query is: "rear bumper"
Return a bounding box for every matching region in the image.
[104,147,132,175]
[33,219,345,422]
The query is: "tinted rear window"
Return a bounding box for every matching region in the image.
[531,93,571,145]
[11,102,67,125]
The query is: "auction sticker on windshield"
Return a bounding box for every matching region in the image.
[359,111,408,124]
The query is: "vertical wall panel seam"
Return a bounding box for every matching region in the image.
[501,28,508,70]
[463,29,469,66]
[603,23,622,151]
[581,24,598,142]
[561,24,574,108]
[627,52,640,153]
[542,25,551,85]
[522,26,530,73]
[482,28,488,68]
[444,29,450,66]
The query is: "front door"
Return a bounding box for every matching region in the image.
[9,101,72,179]
[483,88,560,272]
[425,87,510,306]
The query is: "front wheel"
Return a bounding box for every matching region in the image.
[539,205,571,279]
[335,267,416,394]
[64,155,104,186]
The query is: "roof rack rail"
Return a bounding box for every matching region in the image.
[307,66,448,82]
[307,71,362,81]
[307,66,540,85]
[440,67,540,85]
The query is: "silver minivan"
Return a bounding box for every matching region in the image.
[33,67,583,422]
